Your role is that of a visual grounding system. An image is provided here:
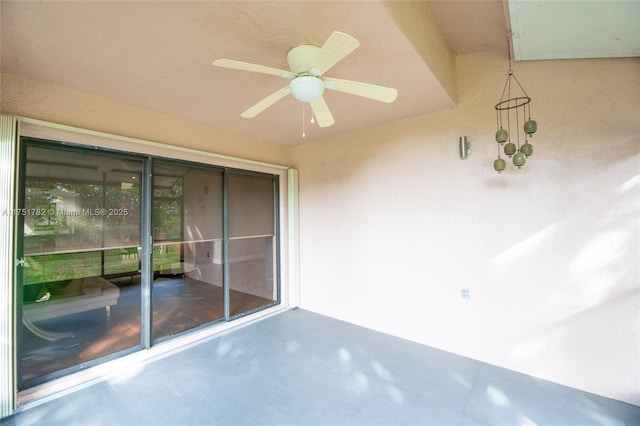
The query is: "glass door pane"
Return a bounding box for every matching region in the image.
[151,162,224,340]
[228,172,278,317]
[19,142,142,387]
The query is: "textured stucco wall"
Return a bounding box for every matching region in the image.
[292,54,640,405]
[1,72,291,166]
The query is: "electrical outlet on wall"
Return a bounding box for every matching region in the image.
[461,288,471,300]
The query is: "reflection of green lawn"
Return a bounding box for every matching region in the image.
[24,246,181,284]
[152,245,182,270]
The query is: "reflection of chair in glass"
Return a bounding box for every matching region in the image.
[22,315,74,341]
[104,246,140,281]
[23,276,120,341]
[153,243,197,278]
[119,247,138,259]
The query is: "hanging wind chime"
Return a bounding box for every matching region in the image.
[493,35,537,173]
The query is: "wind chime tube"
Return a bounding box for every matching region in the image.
[496,110,508,143]
[521,102,534,157]
[512,98,526,168]
[515,102,520,149]
[506,86,511,143]
[523,102,527,134]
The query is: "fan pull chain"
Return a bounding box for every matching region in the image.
[302,104,306,138]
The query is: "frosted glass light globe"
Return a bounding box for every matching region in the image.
[290,76,325,102]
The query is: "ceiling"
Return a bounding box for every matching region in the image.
[2,1,638,146]
[508,0,640,61]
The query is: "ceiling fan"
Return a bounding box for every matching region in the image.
[212,31,398,128]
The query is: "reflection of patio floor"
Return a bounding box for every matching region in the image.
[21,277,273,385]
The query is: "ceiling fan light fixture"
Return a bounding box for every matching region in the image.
[290,76,325,102]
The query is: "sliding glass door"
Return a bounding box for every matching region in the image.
[16,139,281,388]
[151,161,225,340]
[150,164,279,339]
[228,171,279,317]
[18,141,143,387]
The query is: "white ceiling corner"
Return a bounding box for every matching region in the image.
[509,0,640,61]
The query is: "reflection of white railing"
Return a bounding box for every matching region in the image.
[26,228,72,236]
[219,235,273,265]
[155,238,220,245]
[25,244,140,257]
[27,235,275,256]
[24,235,275,278]
[229,234,274,240]
[155,236,274,265]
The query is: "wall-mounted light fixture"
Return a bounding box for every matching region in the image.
[493,35,537,173]
[459,136,471,159]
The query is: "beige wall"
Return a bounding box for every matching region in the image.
[1,72,291,165]
[2,55,639,405]
[291,54,640,405]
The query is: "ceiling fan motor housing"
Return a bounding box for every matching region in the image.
[287,45,326,102]
[287,45,320,74]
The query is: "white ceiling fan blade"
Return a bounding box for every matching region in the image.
[241,86,291,118]
[213,59,296,79]
[324,77,398,103]
[310,96,335,128]
[311,32,360,76]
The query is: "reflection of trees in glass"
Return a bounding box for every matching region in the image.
[25,180,142,243]
[26,181,102,239]
[26,181,102,206]
[154,181,182,198]
[24,177,143,281]
[153,177,183,241]
[105,185,141,245]
[106,185,140,217]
